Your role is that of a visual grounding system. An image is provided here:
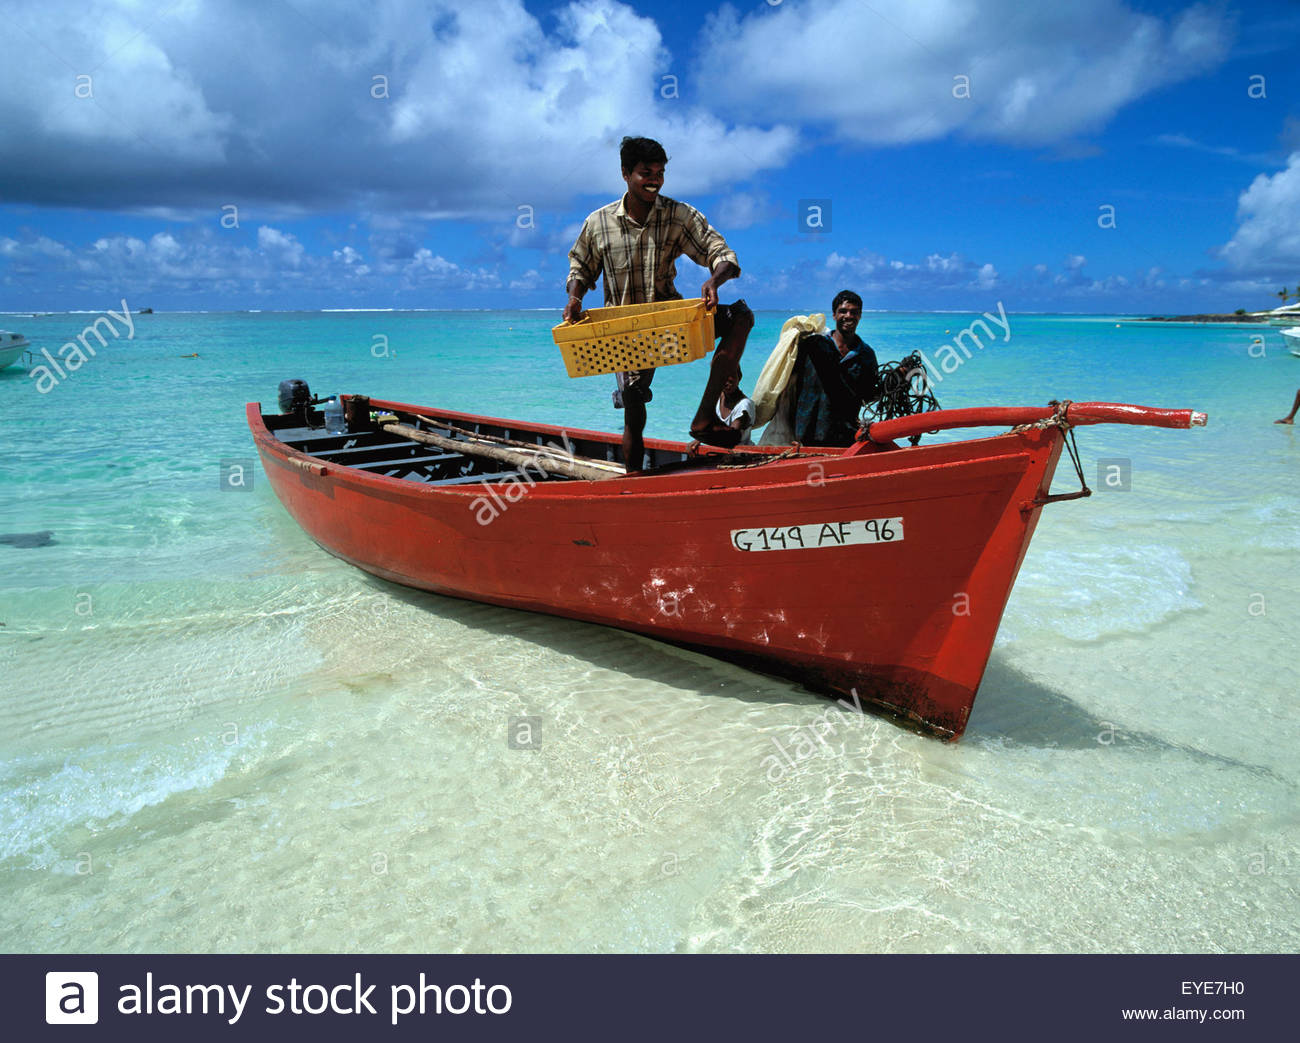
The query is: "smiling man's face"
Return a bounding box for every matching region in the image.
[833,299,861,338]
[623,162,665,207]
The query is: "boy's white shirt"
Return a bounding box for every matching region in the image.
[717,395,756,427]
[717,395,756,445]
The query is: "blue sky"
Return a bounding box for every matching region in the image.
[1,0,1298,313]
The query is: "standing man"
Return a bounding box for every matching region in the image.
[564,136,746,470]
[790,290,880,446]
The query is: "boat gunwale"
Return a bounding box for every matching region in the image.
[247,398,1060,502]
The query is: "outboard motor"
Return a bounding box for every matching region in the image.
[278,379,312,424]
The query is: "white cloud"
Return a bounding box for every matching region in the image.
[1029,254,1145,296]
[402,248,499,291]
[0,236,72,260]
[776,248,1000,300]
[257,227,304,267]
[1219,152,1300,271]
[2,225,487,302]
[0,0,231,162]
[406,249,459,277]
[149,232,182,260]
[6,220,532,305]
[926,253,962,273]
[1153,132,1279,166]
[710,191,780,231]
[0,0,796,214]
[695,0,1231,147]
[509,269,544,291]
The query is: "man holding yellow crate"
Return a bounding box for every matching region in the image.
[564,136,749,471]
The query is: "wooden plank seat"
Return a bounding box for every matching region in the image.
[429,470,533,486]
[279,428,355,447]
[351,452,462,473]
[316,440,423,459]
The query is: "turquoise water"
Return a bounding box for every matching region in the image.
[1,309,1296,952]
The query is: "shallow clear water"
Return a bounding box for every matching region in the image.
[0,310,1296,952]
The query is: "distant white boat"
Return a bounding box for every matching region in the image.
[0,330,30,370]
[1267,303,1300,326]
[1281,327,1300,357]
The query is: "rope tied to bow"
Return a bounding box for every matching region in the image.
[1011,398,1073,433]
[1015,400,1092,508]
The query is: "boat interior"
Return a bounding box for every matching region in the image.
[263,402,776,486]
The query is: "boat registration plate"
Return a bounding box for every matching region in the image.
[730,517,904,552]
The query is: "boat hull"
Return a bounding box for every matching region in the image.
[0,344,28,370]
[249,399,1068,739]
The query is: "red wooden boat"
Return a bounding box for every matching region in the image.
[247,392,1205,740]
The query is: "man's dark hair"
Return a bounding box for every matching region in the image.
[621,136,668,172]
[832,289,863,312]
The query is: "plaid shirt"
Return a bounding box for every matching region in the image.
[567,194,740,305]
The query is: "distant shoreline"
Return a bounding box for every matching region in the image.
[3,308,1295,322]
[1137,313,1273,323]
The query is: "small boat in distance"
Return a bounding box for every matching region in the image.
[248,390,1206,740]
[1267,303,1300,326]
[0,331,30,370]
[1280,327,1300,357]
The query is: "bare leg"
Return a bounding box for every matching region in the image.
[1276,389,1300,424]
[691,303,754,437]
[623,400,646,470]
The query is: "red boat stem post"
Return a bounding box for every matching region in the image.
[861,401,1207,447]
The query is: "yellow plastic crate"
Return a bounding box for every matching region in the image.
[552,298,715,378]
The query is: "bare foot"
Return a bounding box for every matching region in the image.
[1276,418,1295,424]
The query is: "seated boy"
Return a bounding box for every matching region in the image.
[692,370,756,449]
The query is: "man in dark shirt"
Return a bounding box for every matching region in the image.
[792,290,880,446]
